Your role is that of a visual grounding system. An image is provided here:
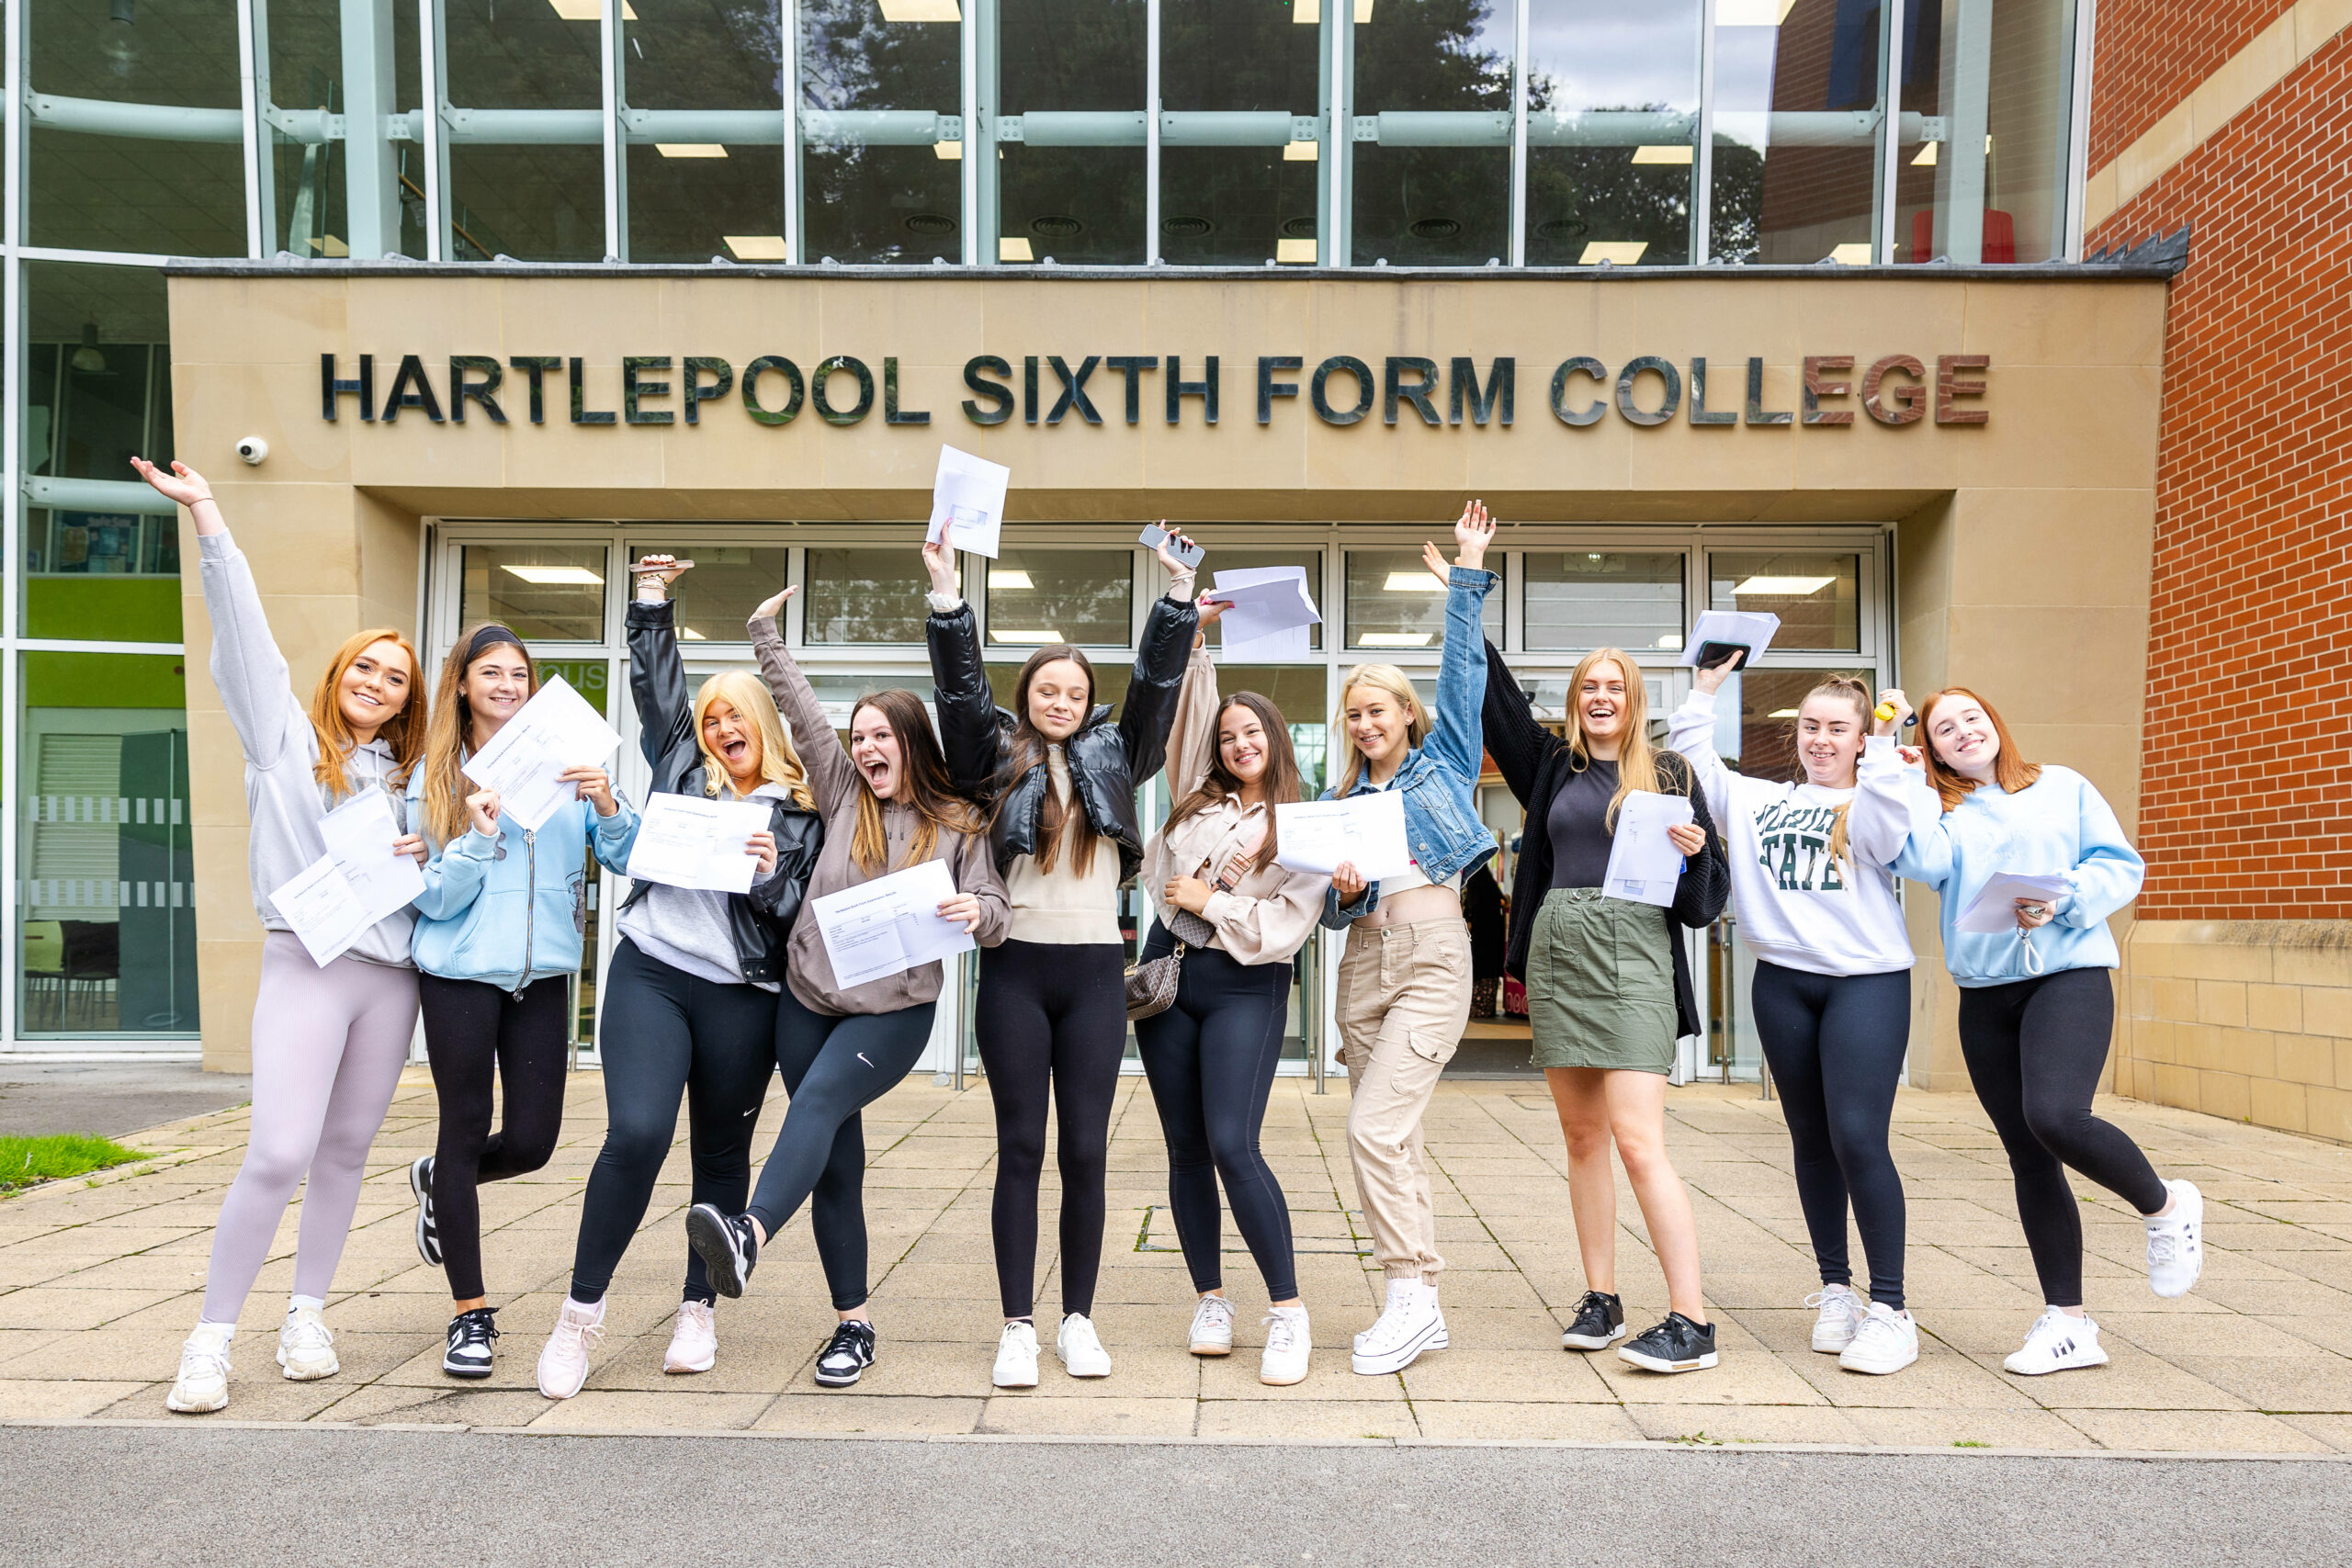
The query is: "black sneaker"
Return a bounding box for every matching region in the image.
[410,1156,441,1269]
[814,1320,878,1388]
[685,1203,759,1299]
[1560,1290,1627,1351]
[1617,1312,1719,1374]
[443,1306,498,1379]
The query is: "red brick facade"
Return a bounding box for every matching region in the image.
[2090,22,2352,919]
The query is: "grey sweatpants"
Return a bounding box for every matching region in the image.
[198,932,420,1325]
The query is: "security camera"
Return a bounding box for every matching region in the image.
[235,435,269,466]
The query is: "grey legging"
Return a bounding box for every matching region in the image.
[199,932,420,1324]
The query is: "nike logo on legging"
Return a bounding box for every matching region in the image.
[858,1053,874,1067]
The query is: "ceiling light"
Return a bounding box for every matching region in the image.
[1631,145,1692,165]
[1733,574,1837,596]
[1275,238,1317,264]
[547,0,638,18]
[1358,632,1433,648]
[877,0,960,17]
[989,628,1063,644]
[1384,571,1444,592]
[1655,634,1684,649]
[1000,236,1034,262]
[500,564,605,586]
[71,322,106,374]
[724,234,790,260]
[1715,0,1798,24]
[933,138,963,160]
[679,627,707,641]
[1828,242,1873,265]
[1912,141,1939,166]
[1579,241,1647,265]
[1292,0,1317,18]
[988,570,1034,590]
[1354,0,1373,18]
[1768,708,1800,718]
[658,143,728,159]
[1283,140,1318,162]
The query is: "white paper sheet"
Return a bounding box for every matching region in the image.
[1209,566,1322,662]
[1955,873,2073,933]
[925,445,1012,559]
[458,675,623,832]
[1601,791,1696,907]
[1273,792,1414,882]
[268,854,374,967]
[1678,609,1783,669]
[808,858,978,989]
[625,794,774,894]
[315,787,424,928]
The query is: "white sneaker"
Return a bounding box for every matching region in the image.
[1057,1312,1112,1379]
[165,1324,232,1414]
[1805,1284,1868,1353]
[2002,1308,2109,1376]
[1838,1303,1919,1375]
[276,1305,340,1381]
[1261,1306,1311,1386]
[2145,1179,2204,1299]
[1189,1294,1237,1357]
[1351,1281,1444,1375]
[1354,1280,1450,1352]
[992,1320,1040,1388]
[663,1300,717,1374]
[536,1297,605,1400]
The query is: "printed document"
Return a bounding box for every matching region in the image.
[1679,610,1782,669]
[269,855,373,967]
[809,859,976,989]
[1601,791,1695,907]
[1208,567,1322,661]
[1955,873,2074,933]
[458,675,623,832]
[626,794,774,894]
[1274,792,1414,882]
[316,786,424,927]
[926,445,1012,559]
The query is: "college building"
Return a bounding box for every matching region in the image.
[3,0,2343,1141]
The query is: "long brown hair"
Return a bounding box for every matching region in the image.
[309,627,424,799]
[1917,686,2042,813]
[1329,664,1432,796]
[1562,647,1663,828]
[1794,673,1873,865]
[418,626,540,845]
[1162,692,1303,874]
[1001,643,1101,876]
[846,688,984,874]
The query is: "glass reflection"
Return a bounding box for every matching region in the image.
[1524,0,1701,266]
[441,0,605,260]
[260,0,427,259]
[1711,0,1883,265]
[460,545,611,643]
[1344,549,1503,650]
[984,549,1134,649]
[624,544,793,643]
[1709,551,1860,650]
[799,0,963,263]
[998,0,1147,265]
[624,0,789,263]
[1522,550,1682,652]
[1159,0,1325,265]
[1894,0,2071,264]
[1351,0,1515,265]
[806,547,935,645]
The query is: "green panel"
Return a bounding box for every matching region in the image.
[536,659,611,715]
[24,651,188,709]
[25,577,185,642]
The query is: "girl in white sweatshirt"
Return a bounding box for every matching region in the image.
[1667,664,1935,1376]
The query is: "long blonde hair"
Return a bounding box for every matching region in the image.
[1563,647,1662,828]
[419,625,539,845]
[693,669,815,809]
[310,627,424,799]
[1330,664,1431,795]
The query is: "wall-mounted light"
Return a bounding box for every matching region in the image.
[71,323,106,375]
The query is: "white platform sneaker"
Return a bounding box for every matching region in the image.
[1838,1303,1919,1375]
[1057,1313,1112,1379]
[2003,1308,2109,1376]
[1806,1284,1868,1353]
[277,1305,340,1381]
[165,1324,233,1414]
[992,1320,1040,1388]
[1352,1281,1445,1375]
[1354,1279,1450,1353]
[1261,1306,1312,1386]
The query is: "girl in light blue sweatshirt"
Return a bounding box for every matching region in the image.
[1888,686,2203,1378]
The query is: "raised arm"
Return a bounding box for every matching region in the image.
[922,524,1006,802]
[1115,532,1202,782]
[1665,658,1745,828]
[1419,502,1499,786]
[748,592,855,816]
[142,458,304,769]
[1478,638,1548,806]
[1163,639,1221,803]
[1665,752,1733,931]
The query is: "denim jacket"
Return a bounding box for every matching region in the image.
[406,782,641,994]
[1320,565,1498,927]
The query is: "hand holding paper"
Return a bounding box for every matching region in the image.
[1601,791,1695,907]
[1679,609,1782,670]
[809,860,977,990]
[626,794,775,894]
[1275,793,1413,883]
[1955,873,2073,933]
[459,675,623,831]
[926,445,1011,559]
[1208,567,1322,662]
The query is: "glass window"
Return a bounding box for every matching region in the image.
[1351,0,1515,265]
[799,0,963,264]
[441,0,606,260]
[1523,550,1683,652]
[624,0,791,264]
[1343,549,1502,651]
[623,544,792,644]
[1710,664,1876,779]
[801,671,941,738]
[984,549,1134,649]
[1709,550,1860,650]
[1201,549,1324,654]
[997,0,1147,265]
[1525,0,1702,266]
[28,0,248,256]
[804,546,933,645]
[459,544,610,642]
[18,652,198,1037]
[1159,0,1325,265]
[1711,0,1883,265]
[1893,0,2071,264]
[260,0,428,259]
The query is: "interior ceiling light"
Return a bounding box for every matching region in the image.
[723,234,790,260]
[1828,242,1873,265]
[878,0,961,18]
[1283,139,1319,162]
[1768,708,1801,717]
[1292,0,1317,19]
[1912,141,1939,166]
[987,570,1034,590]
[1000,236,1035,262]
[1631,145,1692,164]
[1716,0,1798,24]
[1384,571,1444,592]
[547,0,639,17]
[109,0,133,22]
[933,138,963,160]
[1354,0,1373,18]
[658,143,728,159]
[1655,634,1684,649]
[1579,241,1648,265]
[1733,574,1836,596]
[679,627,707,640]
[989,628,1063,644]
[500,564,605,586]
[1358,632,1433,648]
[1275,238,1317,265]
[70,322,106,374]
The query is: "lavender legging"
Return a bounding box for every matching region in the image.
[198,932,420,1325]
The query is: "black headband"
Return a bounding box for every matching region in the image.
[463,625,527,666]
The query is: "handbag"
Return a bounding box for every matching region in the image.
[1124,886,1225,1021]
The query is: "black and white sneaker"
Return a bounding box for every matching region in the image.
[410,1156,441,1269]
[1560,1290,1627,1351]
[813,1320,877,1388]
[684,1203,759,1299]
[1617,1312,1719,1374]
[443,1306,498,1379]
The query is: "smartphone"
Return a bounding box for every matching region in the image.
[1138,525,1204,570]
[1693,640,1750,671]
[628,557,695,575]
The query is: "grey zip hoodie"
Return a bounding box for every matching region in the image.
[198,532,416,969]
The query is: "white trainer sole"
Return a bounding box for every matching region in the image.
[1351,1314,1445,1376]
[1562,1323,1628,1351]
[1191,1339,1233,1357]
[993,1364,1039,1389]
[165,1385,227,1414]
[1839,1343,1919,1376]
[2004,1344,2109,1376]
[277,1348,339,1382]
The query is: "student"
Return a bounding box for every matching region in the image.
[403,626,639,1379]
[1668,661,1933,1374]
[1321,503,1498,1378]
[684,587,1009,1390]
[924,523,1199,1389]
[535,556,824,1399]
[1481,640,1730,1374]
[134,457,427,1416]
[1896,687,2203,1375]
[1134,605,1329,1386]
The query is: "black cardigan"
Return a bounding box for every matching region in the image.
[1479,639,1731,1041]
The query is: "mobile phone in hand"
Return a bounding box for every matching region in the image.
[1138,525,1204,570]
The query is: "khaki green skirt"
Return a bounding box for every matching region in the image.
[1525,887,1679,1074]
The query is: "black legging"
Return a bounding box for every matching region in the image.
[1959,966,2167,1308]
[747,987,935,1310]
[418,972,571,1303]
[1134,924,1299,1303]
[976,938,1128,1320]
[570,939,778,1305]
[1749,962,1911,1311]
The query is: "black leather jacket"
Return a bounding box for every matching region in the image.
[928,594,1198,882]
[620,599,824,985]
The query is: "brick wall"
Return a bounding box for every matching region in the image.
[2087,0,2296,166]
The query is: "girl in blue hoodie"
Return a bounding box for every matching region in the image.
[404,625,639,1379]
[1891,686,2203,1378]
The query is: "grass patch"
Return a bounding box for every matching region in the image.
[0,1134,146,1193]
[1951,1439,1990,1449]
